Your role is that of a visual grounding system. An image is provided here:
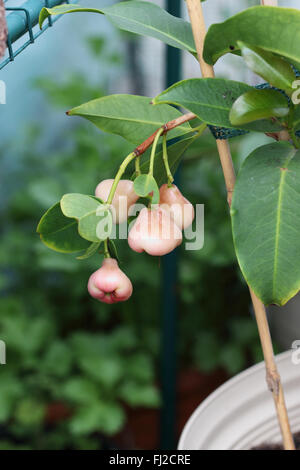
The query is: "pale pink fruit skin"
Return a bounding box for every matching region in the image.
[88,258,133,304]
[128,207,182,256]
[95,179,139,223]
[159,184,195,230]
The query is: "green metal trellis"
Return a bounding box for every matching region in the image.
[0,0,78,70]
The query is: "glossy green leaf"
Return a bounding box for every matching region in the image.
[37,202,90,253]
[61,194,112,243]
[68,95,192,145]
[238,42,296,94]
[136,135,198,186]
[231,142,300,306]
[153,78,283,132]
[293,105,300,132]
[39,2,196,54]
[133,174,159,204]
[39,4,101,28]
[204,6,300,70]
[229,89,289,126]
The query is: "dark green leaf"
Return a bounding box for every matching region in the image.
[231,142,300,306]
[204,6,300,70]
[37,202,90,253]
[68,94,192,145]
[153,78,283,132]
[229,89,289,126]
[238,41,296,94]
[39,2,196,54]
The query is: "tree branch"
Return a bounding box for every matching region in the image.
[134,111,196,156]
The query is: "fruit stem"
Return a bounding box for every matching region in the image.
[162,133,174,187]
[106,152,136,205]
[135,156,141,176]
[149,128,164,176]
[103,238,110,258]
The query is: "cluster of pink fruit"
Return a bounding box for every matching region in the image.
[88,179,195,304]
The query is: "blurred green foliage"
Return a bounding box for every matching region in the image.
[0,33,265,449]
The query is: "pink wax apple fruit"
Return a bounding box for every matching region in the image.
[95,179,139,223]
[128,206,182,256]
[88,258,133,304]
[159,184,194,230]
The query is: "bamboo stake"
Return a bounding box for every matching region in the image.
[261,0,278,6]
[186,0,295,450]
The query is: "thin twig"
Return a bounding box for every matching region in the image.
[134,112,196,156]
[105,112,198,204]
[186,0,295,450]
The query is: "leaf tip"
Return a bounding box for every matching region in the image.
[39,7,49,29]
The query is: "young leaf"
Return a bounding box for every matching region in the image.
[78,209,113,243]
[133,174,159,204]
[39,2,196,55]
[229,89,289,126]
[76,242,101,260]
[61,194,113,243]
[153,78,283,132]
[61,193,101,219]
[67,95,192,145]
[204,6,300,70]
[37,202,90,253]
[238,42,296,95]
[231,142,300,306]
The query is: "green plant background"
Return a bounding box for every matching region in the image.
[0,30,274,449]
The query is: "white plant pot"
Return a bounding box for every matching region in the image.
[178,350,300,450]
[269,293,300,350]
